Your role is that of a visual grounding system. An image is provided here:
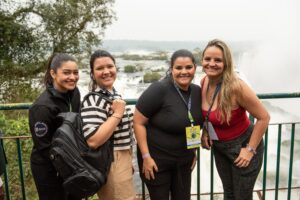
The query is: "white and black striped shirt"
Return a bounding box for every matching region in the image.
[81,87,134,150]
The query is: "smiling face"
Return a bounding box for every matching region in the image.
[202,46,224,80]
[92,57,117,90]
[51,61,79,93]
[171,57,196,91]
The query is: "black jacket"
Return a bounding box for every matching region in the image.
[29,86,80,164]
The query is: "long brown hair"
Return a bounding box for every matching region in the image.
[202,39,241,124]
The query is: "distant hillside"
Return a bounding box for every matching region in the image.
[101,39,257,53]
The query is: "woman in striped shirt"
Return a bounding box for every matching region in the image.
[80,50,135,200]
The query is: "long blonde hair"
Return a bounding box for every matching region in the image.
[202,39,241,124]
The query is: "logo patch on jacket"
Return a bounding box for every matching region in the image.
[34,122,48,137]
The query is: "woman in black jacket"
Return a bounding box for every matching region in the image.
[29,53,81,200]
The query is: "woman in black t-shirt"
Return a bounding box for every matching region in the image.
[133,49,203,200]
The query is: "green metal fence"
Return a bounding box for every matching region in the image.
[0,92,300,200]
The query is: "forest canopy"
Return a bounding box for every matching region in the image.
[0,0,115,103]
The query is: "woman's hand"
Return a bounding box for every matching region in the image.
[201,132,213,150]
[234,148,254,168]
[111,99,126,117]
[142,157,158,180]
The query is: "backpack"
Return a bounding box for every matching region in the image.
[49,93,114,198]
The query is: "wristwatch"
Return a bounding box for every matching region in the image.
[246,144,257,155]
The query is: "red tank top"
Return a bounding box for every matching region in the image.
[202,107,250,141]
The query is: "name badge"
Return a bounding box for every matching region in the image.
[204,121,219,140]
[186,125,201,149]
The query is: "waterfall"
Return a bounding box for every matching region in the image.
[77,46,300,199]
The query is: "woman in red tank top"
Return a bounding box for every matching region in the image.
[200,39,270,200]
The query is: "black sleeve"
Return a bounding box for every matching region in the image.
[29,105,56,154]
[136,81,166,118]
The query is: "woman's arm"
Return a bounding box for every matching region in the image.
[133,108,158,180]
[234,80,270,167]
[133,109,150,156]
[238,80,270,149]
[85,99,126,149]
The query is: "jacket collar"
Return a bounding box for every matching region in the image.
[47,84,76,102]
[94,86,122,100]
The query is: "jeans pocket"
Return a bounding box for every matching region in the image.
[228,143,242,162]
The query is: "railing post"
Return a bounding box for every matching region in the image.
[275,124,282,200]
[0,138,10,200]
[3,167,10,200]
[16,138,26,200]
[210,150,214,200]
[142,180,146,200]
[196,148,200,200]
[262,128,268,200]
[287,123,295,200]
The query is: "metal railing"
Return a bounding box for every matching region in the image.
[0,92,299,200]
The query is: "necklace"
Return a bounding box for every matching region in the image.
[206,82,220,106]
[206,84,213,106]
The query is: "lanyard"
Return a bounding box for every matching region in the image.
[205,82,221,121]
[173,82,194,126]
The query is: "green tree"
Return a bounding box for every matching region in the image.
[192,47,202,65]
[10,0,115,54]
[124,65,137,73]
[143,72,161,83]
[0,12,41,73]
[0,0,116,103]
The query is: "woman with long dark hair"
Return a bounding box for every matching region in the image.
[29,53,81,200]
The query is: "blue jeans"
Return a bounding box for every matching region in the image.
[213,125,264,200]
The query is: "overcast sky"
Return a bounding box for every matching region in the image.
[104,0,300,42]
[104,0,300,109]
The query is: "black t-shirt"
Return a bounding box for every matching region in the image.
[136,77,203,161]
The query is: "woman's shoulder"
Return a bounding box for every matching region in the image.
[29,103,56,121]
[31,89,53,107]
[81,92,111,109]
[72,87,81,99]
[145,78,171,93]
[232,78,250,95]
[200,75,207,88]
[190,83,201,90]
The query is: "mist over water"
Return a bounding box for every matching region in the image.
[231,1,300,122]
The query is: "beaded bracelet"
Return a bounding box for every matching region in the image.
[111,115,122,120]
[246,144,257,155]
[142,153,151,159]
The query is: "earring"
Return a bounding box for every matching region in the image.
[90,74,95,80]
